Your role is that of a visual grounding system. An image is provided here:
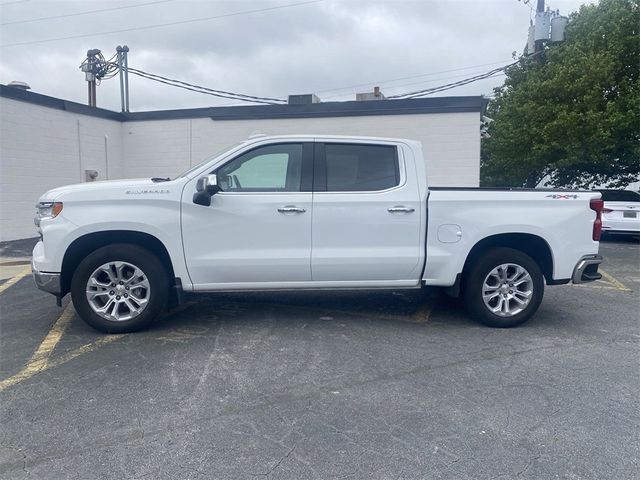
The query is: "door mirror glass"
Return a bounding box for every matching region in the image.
[193,174,220,206]
[196,174,221,195]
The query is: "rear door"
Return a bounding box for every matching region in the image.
[311,141,423,282]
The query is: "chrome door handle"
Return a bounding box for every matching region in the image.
[278,206,306,214]
[388,206,415,214]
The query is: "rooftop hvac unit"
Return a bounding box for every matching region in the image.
[288,94,321,105]
[551,16,569,42]
[356,86,385,101]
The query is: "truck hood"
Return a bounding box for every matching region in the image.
[39,178,161,201]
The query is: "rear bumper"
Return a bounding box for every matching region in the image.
[32,258,61,296]
[602,228,640,235]
[572,254,603,284]
[602,219,640,233]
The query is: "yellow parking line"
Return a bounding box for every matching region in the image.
[0,303,74,392]
[28,303,75,369]
[46,335,125,370]
[0,302,198,392]
[0,335,124,392]
[0,265,32,294]
[599,269,632,292]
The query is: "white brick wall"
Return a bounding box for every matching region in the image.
[123,112,481,186]
[0,97,480,241]
[0,97,123,241]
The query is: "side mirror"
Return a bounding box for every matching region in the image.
[193,174,221,206]
[196,174,221,195]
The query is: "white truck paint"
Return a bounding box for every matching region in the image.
[32,135,604,331]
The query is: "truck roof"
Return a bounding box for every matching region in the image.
[243,133,422,146]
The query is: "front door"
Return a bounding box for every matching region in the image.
[182,142,313,289]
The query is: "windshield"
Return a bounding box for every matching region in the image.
[174,141,245,180]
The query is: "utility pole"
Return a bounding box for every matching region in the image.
[117,46,125,112]
[534,0,546,57]
[117,45,130,112]
[526,0,568,57]
[80,49,101,107]
[80,46,129,109]
[116,45,131,112]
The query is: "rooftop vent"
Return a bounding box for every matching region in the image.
[356,86,385,101]
[288,94,321,105]
[7,81,30,90]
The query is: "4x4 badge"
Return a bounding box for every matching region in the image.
[546,194,578,199]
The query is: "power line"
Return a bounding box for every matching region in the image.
[380,70,507,94]
[389,68,509,99]
[320,65,514,100]
[0,0,323,48]
[1,0,174,26]
[388,54,539,99]
[313,59,514,95]
[125,67,287,105]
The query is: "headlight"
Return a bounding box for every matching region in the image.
[34,202,63,227]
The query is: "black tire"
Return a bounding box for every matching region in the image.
[463,247,544,328]
[71,244,168,333]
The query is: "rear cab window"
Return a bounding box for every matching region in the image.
[315,143,400,192]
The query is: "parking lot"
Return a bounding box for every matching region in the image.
[0,236,638,480]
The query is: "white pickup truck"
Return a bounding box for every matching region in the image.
[32,135,604,332]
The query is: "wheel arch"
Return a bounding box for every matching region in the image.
[461,233,554,286]
[61,230,176,297]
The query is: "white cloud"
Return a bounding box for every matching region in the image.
[0,0,588,111]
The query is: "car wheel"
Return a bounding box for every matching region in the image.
[463,247,544,328]
[71,244,168,333]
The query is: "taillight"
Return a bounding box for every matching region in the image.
[590,198,603,241]
[602,208,614,213]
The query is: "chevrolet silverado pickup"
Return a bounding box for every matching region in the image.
[32,135,604,332]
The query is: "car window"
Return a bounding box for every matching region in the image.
[324,144,399,192]
[598,190,640,202]
[216,143,303,192]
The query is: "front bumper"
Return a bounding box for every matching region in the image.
[572,254,603,284]
[32,258,62,296]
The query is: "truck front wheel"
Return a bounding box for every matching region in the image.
[463,247,544,328]
[71,244,168,333]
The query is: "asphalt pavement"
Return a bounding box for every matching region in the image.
[0,236,638,479]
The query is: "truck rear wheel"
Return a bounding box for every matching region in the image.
[71,244,168,333]
[463,247,544,328]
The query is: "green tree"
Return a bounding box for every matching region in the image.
[481,0,639,189]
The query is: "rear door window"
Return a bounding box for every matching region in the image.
[319,144,400,192]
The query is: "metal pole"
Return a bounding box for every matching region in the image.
[117,46,125,112]
[123,45,130,112]
[88,80,95,107]
[534,0,545,59]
